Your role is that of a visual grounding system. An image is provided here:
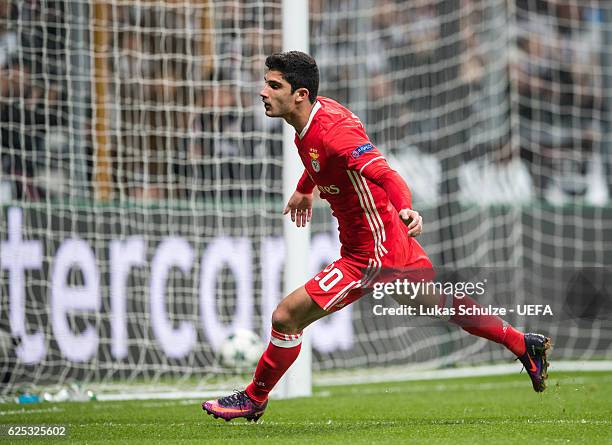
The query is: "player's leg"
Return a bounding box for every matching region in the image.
[438,291,551,391]
[269,283,330,333]
[395,242,551,391]
[202,285,329,421]
[242,256,368,404]
[243,285,327,404]
[393,244,527,355]
[203,257,367,421]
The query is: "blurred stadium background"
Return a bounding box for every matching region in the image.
[1,0,611,398]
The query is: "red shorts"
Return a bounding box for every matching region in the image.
[305,238,434,312]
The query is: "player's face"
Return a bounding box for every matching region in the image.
[260,70,297,118]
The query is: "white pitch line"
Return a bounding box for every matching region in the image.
[3,361,610,406]
[315,360,612,386]
[343,375,612,396]
[0,406,64,416]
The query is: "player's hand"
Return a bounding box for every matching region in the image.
[399,208,423,237]
[283,191,313,228]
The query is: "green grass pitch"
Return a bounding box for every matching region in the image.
[1,371,610,444]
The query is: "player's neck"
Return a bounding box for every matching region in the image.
[284,102,315,135]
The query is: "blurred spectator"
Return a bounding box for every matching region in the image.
[110,5,194,200]
[108,2,280,202]
[15,0,606,206]
[0,0,68,201]
[514,0,602,198]
[0,0,17,67]
[459,0,485,90]
[1,58,44,199]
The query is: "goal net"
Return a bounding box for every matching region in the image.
[0,0,610,398]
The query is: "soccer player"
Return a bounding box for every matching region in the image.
[202,51,551,422]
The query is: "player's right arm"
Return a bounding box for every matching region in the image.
[283,170,314,227]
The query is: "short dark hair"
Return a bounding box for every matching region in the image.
[265,51,319,104]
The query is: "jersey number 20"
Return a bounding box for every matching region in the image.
[318,268,343,291]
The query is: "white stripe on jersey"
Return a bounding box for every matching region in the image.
[356,173,388,246]
[358,155,385,175]
[346,170,382,258]
[347,170,387,258]
[328,170,388,311]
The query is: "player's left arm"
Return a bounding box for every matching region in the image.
[325,124,423,236]
[361,161,423,237]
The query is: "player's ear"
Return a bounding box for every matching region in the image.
[295,87,310,103]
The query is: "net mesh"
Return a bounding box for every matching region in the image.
[0,0,611,395]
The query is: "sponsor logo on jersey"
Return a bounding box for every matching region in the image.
[317,184,340,195]
[309,147,321,172]
[351,142,374,159]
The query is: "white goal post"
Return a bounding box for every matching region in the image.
[275,0,312,399]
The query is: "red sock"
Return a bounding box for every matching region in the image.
[447,295,526,356]
[245,328,302,404]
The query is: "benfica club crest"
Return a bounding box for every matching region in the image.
[309,147,320,173]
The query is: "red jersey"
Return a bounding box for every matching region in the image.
[294,96,415,264]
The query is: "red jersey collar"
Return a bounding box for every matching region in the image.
[298,100,321,140]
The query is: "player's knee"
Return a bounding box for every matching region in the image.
[271,306,299,333]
